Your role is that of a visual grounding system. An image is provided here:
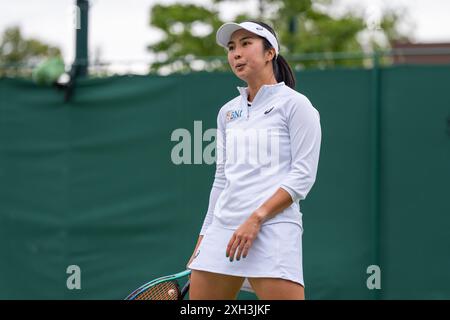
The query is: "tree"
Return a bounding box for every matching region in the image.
[147,0,411,73]
[147,3,227,74]
[0,26,62,78]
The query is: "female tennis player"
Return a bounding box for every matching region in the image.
[187,21,322,300]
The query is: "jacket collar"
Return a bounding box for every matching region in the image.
[236,81,285,106]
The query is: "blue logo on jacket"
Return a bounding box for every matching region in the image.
[226,109,243,122]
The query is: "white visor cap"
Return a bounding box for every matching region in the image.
[216,22,279,58]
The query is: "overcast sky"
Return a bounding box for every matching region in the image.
[1,0,450,73]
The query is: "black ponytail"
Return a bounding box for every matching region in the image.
[273,54,296,89]
[248,20,296,89]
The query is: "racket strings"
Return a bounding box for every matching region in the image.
[135,280,181,300]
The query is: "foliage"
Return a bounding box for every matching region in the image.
[0,26,62,78]
[147,0,410,73]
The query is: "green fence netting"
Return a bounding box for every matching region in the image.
[0,66,449,299]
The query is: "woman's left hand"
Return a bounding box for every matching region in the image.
[226,213,263,262]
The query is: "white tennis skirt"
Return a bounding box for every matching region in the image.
[188,221,304,293]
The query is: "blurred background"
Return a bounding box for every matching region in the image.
[0,0,449,299]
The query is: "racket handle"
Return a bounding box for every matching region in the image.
[180,280,190,300]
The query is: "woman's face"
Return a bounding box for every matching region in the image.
[227,29,275,82]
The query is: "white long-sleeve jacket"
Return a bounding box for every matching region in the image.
[200,81,321,235]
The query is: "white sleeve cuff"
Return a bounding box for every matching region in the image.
[280,184,301,203]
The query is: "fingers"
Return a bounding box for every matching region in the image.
[226,233,236,258]
[227,233,254,262]
[241,241,251,259]
[236,238,253,260]
[226,235,241,262]
[235,241,246,261]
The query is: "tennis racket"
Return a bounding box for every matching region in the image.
[124,269,191,300]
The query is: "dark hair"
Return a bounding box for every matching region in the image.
[248,20,296,89]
